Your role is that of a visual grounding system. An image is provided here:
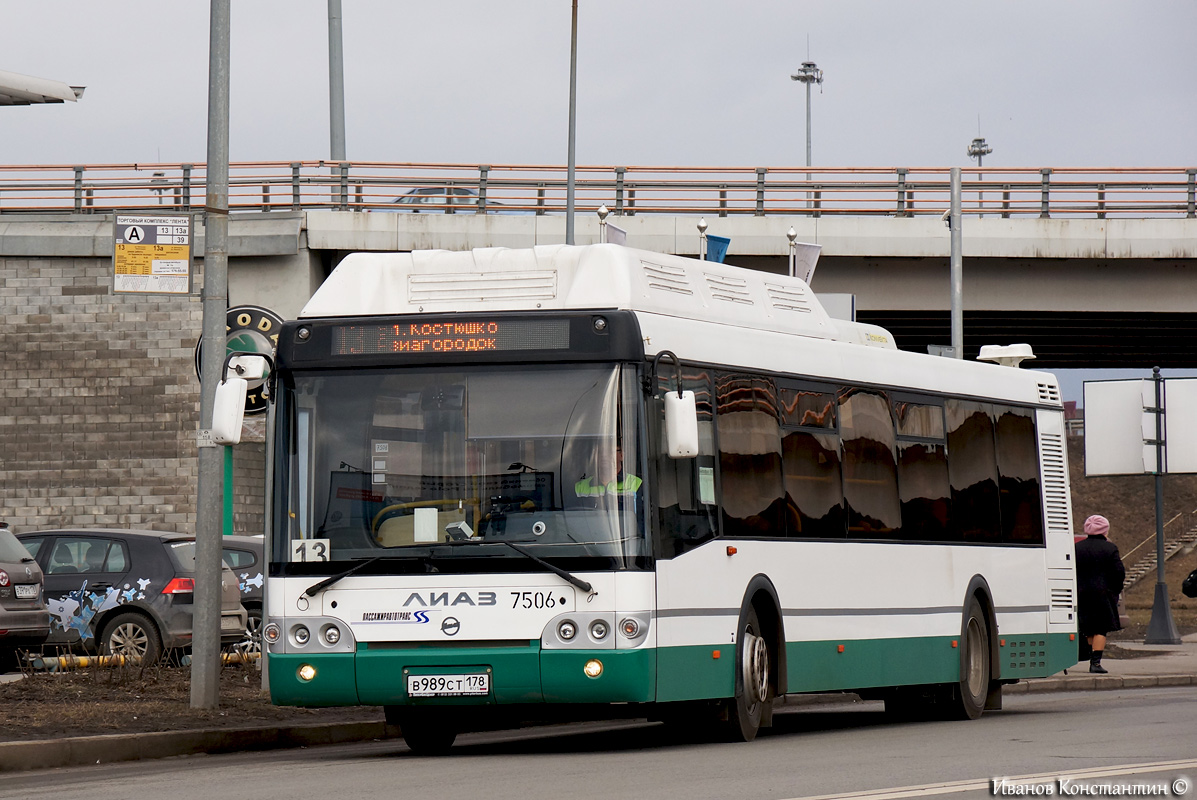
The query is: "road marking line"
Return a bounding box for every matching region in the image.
[779,758,1197,800]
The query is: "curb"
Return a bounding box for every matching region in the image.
[1,676,1193,774]
[1006,674,1196,694]
[0,720,397,774]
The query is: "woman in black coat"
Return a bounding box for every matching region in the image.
[1075,514,1125,673]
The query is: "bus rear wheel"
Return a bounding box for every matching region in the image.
[387,707,458,756]
[950,596,990,720]
[720,606,771,742]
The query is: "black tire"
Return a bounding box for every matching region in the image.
[387,707,458,756]
[101,611,163,666]
[720,606,771,742]
[950,596,990,721]
[0,648,17,674]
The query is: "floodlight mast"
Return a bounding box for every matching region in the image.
[790,61,824,168]
[967,136,992,167]
[968,136,992,215]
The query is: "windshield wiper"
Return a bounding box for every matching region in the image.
[501,541,594,595]
[436,538,592,594]
[303,555,385,597]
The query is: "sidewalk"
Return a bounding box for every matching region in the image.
[1005,631,1197,694]
[2,634,1194,774]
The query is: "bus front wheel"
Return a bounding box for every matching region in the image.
[387,707,458,756]
[721,606,772,742]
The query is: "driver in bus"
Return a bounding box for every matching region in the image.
[574,440,642,504]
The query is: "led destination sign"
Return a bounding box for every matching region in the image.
[332,319,570,355]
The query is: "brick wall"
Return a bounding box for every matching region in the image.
[0,256,266,536]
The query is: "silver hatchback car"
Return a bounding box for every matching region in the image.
[0,523,49,673]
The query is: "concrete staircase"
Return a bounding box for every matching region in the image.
[1123,525,1197,589]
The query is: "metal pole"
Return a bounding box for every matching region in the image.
[565,0,578,245]
[805,81,812,169]
[328,0,346,161]
[1145,367,1182,644]
[193,0,231,709]
[787,226,797,277]
[950,168,963,359]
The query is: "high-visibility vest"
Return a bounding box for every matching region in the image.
[574,473,642,497]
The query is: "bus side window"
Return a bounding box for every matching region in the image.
[716,372,785,539]
[995,406,1043,544]
[779,385,845,539]
[894,399,950,541]
[840,388,902,538]
[655,369,718,557]
[945,400,1002,542]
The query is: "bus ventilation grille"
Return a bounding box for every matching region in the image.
[408,271,557,303]
[1050,587,1074,608]
[641,260,694,295]
[765,283,814,314]
[705,273,754,305]
[1040,432,1071,533]
[1037,383,1061,404]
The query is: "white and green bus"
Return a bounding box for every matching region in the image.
[239,243,1079,754]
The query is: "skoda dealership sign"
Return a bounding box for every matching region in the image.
[194,305,283,415]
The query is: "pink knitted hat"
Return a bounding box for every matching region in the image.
[1083,515,1110,537]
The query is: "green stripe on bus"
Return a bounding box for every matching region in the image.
[656,644,735,702]
[268,632,1077,709]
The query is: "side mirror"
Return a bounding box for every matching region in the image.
[664,390,699,458]
[211,351,275,446]
[212,377,248,445]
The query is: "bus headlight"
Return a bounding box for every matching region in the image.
[589,620,609,641]
[558,620,577,640]
[619,618,640,638]
[263,622,282,644]
[293,625,310,646]
[583,659,603,678]
[298,664,316,682]
[322,625,341,645]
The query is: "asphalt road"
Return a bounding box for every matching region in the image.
[2,688,1194,800]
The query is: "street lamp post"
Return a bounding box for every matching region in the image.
[328,0,346,162]
[565,0,578,245]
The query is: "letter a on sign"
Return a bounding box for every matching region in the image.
[125,226,144,243]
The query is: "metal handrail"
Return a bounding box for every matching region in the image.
[0,162,1194,218]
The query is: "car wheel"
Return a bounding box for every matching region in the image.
[101,611,163,665]
[241,607,262,655]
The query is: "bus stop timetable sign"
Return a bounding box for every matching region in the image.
[113,214,193,295]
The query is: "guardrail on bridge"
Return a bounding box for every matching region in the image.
[1,162,1194,218]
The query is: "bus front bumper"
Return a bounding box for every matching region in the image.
[268,644,656,707]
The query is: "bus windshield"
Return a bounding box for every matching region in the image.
[275,364,645,567]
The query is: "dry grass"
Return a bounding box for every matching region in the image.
[0,656,379,743]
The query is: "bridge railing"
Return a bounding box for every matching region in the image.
[0,162,1194,218]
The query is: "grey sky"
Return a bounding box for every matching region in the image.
[4,1,1196,167]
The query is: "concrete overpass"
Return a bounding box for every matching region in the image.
[3,209,1195,367]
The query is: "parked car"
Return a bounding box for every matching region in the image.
[0,524,49,673]
[220,534,263,651]
[16,529,247,664]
